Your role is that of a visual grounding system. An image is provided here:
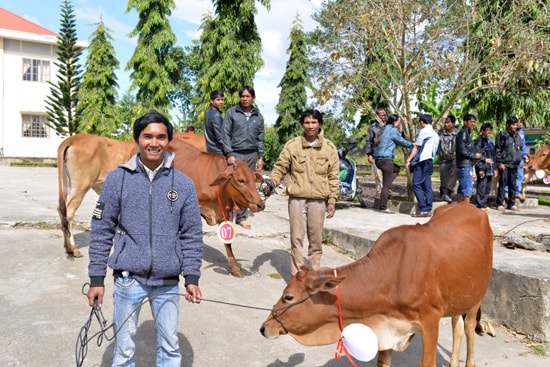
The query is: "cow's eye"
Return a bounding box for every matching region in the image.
[238,179,245,184]
[283,294,294,302]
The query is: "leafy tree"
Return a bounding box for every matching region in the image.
[168,45,200,128]
[192,0,271,120]
[464,0,550,128]
[274,16,310,145]
[77,20,119,136]
[308,0,550,141]
[45,0,83,137]
[114,91,138,140]
[308,0,550,199]
[126,0,178,114]
[262,127,280,170]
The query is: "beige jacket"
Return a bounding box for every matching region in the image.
[269,134,339,204]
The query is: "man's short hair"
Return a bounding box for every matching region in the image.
[210,90,224,100]
[506,116,519,125]
[463,113,476,122]
[133,111,173,142]
[480,122,493,132]
[239,85,256,98]
[419,114,433,125]
[446,114,456,124]
[300,109,323,125]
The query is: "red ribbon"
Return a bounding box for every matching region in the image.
[333,268,359,367]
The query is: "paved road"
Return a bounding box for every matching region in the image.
[0,166,548,366]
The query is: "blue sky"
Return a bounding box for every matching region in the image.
[1,0,323,124]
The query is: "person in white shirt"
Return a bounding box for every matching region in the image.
[405,114,440,217]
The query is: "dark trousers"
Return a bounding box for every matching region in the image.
[233,151,258,223]
[475,172,492,208]
[412,159,434,212]
[497,166,518,208]
[439,159,457,197]
[375,159,400,210]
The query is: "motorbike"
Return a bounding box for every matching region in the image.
[338,147,361,201]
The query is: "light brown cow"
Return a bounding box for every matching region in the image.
[57,134,136,258]
[173,131,206,152]
[168,140,265,276]
[520,145,550,199]
[261,203,493,367]
[57,133,205,257]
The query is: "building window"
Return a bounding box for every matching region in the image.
[22,115,50,138]
[22,58,50,82]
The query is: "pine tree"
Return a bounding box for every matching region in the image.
[274,16,310,144]
[126,0,178,114]
[192,0,271,120]
[45,0,83,137]
[77,20,119,136]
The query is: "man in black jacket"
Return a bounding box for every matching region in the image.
[495,116,524,211]
[203,90,226,154]
[455,114,482,203]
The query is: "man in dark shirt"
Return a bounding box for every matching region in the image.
[203,90,226,154]
[455,114,482,203]
[495,116,524,211]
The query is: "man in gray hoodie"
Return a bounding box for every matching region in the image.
[87,111,203,366]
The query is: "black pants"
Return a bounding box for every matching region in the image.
[375,159,400,210]
[497,166,518,208]
[475,171,492,208]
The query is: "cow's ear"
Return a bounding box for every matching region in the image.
[255,172,264,183]
[210,172,230,186]
[310,275,346,294]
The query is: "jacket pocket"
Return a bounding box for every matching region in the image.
[314,156,329,174]
[291,154,307,173]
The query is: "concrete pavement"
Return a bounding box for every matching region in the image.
[0,165,549,366]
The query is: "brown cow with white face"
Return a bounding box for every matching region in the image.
[57,134,264,276]
[261,203,493,367]
[520,145,550,199]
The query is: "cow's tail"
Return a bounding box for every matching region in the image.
[57,139,72,244]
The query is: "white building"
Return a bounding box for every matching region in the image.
[0,7,86,160]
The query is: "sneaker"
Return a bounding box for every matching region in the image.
[479,207,490,213]
[497,206,505,212]
[508,205,520,211]
[441,194,453,203]
[379,208,394,214]
[412,211,431,218]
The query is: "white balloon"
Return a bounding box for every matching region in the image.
[535,169,546,179]
[341,323,379,362]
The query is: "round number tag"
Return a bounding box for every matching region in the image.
[217,221,236,243]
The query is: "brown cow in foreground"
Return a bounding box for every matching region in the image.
[520,145,550,199]
[261,203,493,367]
[57,133,263,276]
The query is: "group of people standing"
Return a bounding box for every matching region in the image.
[366,108,529,216]
[86,87,341,366]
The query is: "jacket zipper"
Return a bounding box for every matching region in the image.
[146,178,154,279]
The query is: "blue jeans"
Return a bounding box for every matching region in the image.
[457,167,473,197]
[112,276,181,367]
[412,159,434,212]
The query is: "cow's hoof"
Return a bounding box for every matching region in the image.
[71,249,84,258]
[230,269,244,278]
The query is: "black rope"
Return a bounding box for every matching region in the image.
[75,283,271,367]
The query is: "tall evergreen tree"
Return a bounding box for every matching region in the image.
[45,0,83,137]
[77,20,119,136]
[274,16,310,144]
[192,0,271,120]
[126,0,178,114]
